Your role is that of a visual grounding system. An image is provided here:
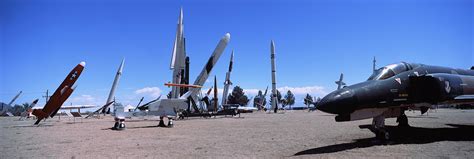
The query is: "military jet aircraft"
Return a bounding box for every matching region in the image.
[317,62,474,139]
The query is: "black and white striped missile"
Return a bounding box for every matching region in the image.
[189,33,231,103]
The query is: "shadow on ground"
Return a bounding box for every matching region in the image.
[294,124,474,156]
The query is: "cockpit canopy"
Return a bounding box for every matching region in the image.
[368,62,414,80]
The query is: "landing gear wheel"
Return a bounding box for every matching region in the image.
[397,114,410,127]
[167,118,174,128]
[113,122,119,130]
[113,121,126,130]
[118,122,126,130]
[374,129,390,140]
[158,117,166,127]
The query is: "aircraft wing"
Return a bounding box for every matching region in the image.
[453,95,474,103]
[135,96,161,111]
[60,105,97,109]
[85,101,115,118]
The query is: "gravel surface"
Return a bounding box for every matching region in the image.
[1,109,473,158]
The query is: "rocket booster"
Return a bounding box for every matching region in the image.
[221,50,234,105]
[270,40,278,111]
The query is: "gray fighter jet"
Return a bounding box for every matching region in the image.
[317,62,474,139]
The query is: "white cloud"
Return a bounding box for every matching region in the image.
[277,86,328,96]
[243,89,261,96]
[241,85,328,97]
[134,87,162,99]
[68,94,98,105]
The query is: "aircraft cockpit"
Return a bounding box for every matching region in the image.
[368,62,413,80]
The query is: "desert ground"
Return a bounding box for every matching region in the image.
[1,109,474,158]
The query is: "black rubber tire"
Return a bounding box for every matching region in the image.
[113,122,119,130]
[397,114,409,127]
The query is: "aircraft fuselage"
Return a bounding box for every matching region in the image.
[317,62,474,122]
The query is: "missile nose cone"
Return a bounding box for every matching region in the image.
[79,61,86,67]
[317,88,357,114]
[178,8,183,24]
[270,40,275,53]
[224,33,231,40]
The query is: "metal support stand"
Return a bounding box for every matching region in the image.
[371,115,389,140]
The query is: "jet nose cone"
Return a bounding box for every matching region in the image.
[317,88,357,114]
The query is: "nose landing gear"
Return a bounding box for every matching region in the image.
[369,115,390,140]
[113,118,126,130]
[158,116,174,128]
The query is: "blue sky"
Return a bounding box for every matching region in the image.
[1,0,472,107]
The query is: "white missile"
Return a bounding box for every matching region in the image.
[102,58,125,113]
[170,7,186,98]
[1,91,22,114]
[270,40,278,112]
[221,50,234,105]
[7,91,22,106]
[189,33,231,111]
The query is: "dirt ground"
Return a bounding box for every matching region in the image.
[1,109,473,158]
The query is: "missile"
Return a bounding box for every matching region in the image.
[221,50,234,105]
[170,8,186,99]
[335,73,346,90]
[213,75,218,112]
[373,56,377,72]
[7,91,22,106]
[102,58,125,114]
[2,91,22,115]
[270,40,278,113]
[188,33,231,111]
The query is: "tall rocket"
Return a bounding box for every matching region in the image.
[170,8,186,99]
[103,58,125,114]
[213,76,218,112]
[270,40,278,113]
[221,50,234,105]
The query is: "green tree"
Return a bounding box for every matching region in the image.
[304,94,313,107]
[284,90,295,109]
[253,90,266,108]
[22,102,31,110]
[228,86,250,106]
[268,90,282,107]
[10,104,25,116]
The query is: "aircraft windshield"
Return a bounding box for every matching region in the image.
[367,63,409,80]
